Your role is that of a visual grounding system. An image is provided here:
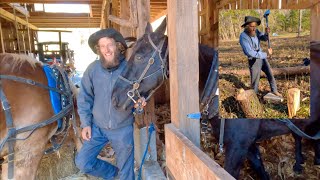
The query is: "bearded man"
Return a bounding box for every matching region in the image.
[75,28,145,180]
[239,16,282,97]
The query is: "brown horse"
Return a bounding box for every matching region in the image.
[0,53,81,180]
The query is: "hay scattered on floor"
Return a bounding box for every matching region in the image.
[36,139,79,180]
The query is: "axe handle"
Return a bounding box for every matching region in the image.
[265,18,271,49]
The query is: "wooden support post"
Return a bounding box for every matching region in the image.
[137,0,150,38]
[24,3,32,53]
[100,0,108,28]
[133,1,161,177]
[168,0,200,146]
[0,21,5,53]
[120,0,132,36]
[165,124,235,180]
[58,32,63,65]
[13,7,21,53]
[311,2,320,41]
[310,3,320,125]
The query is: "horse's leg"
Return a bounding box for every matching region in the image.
[292,133,304,173]
[314,140,320,165]
[1,151,43,180]
[224,143,249,179]
[247,143,270,180]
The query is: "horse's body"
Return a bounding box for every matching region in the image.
[0,53,81,179]
[111,20,320,179]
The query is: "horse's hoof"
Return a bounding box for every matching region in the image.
[293,164,303,174]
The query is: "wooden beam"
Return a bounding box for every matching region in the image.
[217,0,237,9]
[33,24,100,28]
[30,12,90,17]
[0,8,38,30]
[311,2,320,41]
[28,18,100,23]
[165,124,234,180]
[168,0,200,146]
[1,0,102,4]
[150,9,166,22]
[108,15,137,28]
[285,0,320,9]
[8,3,29,17]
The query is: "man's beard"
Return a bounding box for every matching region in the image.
[245,29,256,37]
[100,50,121,69]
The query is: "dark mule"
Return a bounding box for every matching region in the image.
[111,21,320,179]
[0,53,81,180]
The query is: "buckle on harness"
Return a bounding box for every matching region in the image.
[1,100,11,111]
[26,79,36,85]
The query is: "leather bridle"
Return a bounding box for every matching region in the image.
[118,34,168,111]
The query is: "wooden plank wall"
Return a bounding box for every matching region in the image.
[165,124,235,180]
[217,0,320,9]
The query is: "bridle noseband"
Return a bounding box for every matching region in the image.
[119,34,169,107]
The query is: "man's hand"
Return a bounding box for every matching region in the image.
[265,27,270,35]
[267,48,273,55]
[81,126,91,141]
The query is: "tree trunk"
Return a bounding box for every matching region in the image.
[236,89,263,118]
[298,9,302,37]
[287,88,300,118]
[220,66,310,77]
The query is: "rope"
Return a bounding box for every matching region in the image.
[137,123,155,180]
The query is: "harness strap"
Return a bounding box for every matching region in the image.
[0,79,16,179]
[276,118,320,140]
[0,75,68,96]
[219,118,225,153]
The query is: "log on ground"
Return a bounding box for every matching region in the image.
[236,89,263,118]
[220,66,310,77]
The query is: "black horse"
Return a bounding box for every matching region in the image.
[111,19,320,179]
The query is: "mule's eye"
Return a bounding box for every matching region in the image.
[135,55,143,61]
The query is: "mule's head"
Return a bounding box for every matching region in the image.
[112,19,168,111]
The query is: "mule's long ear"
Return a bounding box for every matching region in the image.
[145,23,153,34]
[155,17,167,35]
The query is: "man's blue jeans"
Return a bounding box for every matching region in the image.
[248,58,278,93]
[75,124,134,180]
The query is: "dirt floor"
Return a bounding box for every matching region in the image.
[219,35,310,119]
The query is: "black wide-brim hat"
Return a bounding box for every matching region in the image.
[241,16,261,27]
[88,28,128,54]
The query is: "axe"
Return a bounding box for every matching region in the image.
[263,9,271,49]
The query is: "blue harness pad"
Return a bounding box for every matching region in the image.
[43,65,62,128]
